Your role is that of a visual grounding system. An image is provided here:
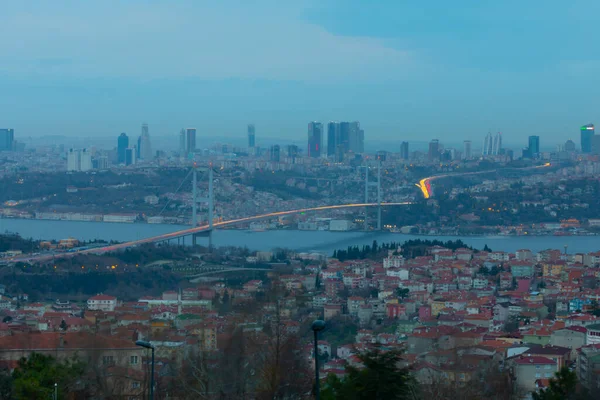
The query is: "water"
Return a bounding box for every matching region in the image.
[1,218,599,255]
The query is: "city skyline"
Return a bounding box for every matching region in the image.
[1,2,599,141]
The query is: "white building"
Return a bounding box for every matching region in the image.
[329,220,353,231]
[586,323,600,345]
[67,148,92,172]
[87,294,117,312]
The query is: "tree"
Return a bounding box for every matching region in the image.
[12,353,85,400]
[396,288,410,300]
[322,348,419,400]
[532,367,585,400]
[59,319,68,331]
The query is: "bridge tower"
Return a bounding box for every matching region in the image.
[363,160,382,231]
[191,165,215,247]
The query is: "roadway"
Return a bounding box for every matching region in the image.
[12,202,411,263]
[415,162,551,199]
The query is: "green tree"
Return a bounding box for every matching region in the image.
[396,288,410,300]
[322,348,418,400]
[532,367,584,400]
[12,353,85,400]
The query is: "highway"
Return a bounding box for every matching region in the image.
[11,202,411,263]
[415,162,552,199]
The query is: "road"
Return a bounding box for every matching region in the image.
[415,162,551,199]
[11,202,411,263]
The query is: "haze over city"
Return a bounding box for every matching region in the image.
[1,0,599,144]
[5,2,600,399]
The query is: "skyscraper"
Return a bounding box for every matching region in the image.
[528,135,540,158]
[339,122,350,153]
[125,148,136,166]
[428,139,440,161]
[186,128,197,156]
[248,124,256,148]
[327,122,340,156]
[67,149,79,171]
[0,129,14,151]
[348,122,363,153]
[307,122,323,158]
[80,148,92,171]
[581,124,594,153]
[564,140,576,152]
[67,148,92,171]
[483,132,501,156]
[463,140,472,160]
[117,133,129,164]
[400,141,409,160]
[492,132,502,155]
[139,123,152,160]
[270,145,280,162]
[179,129,186,153]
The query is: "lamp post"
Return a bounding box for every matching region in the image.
[136,340,155,400]
[311,320,326,400]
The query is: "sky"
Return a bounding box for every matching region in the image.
[1,0,599,147]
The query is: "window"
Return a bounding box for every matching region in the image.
[545,373,552,378]
[536,365,541,370]
[535,373,541,378]
[544,364,551,369]
[102,356,114,365]
[130,356,138,365]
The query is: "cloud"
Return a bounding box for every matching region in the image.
[0,2,413,82]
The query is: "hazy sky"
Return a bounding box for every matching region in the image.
[1,0,599,146]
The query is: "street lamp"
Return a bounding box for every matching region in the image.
[135,340,155,400]
[311,320,326,400]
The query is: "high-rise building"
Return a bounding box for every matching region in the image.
[428,139,440,161]
[492,132,502,155]
[80,148,92,171]
[348,122,363,153]
[248,124,256,148]
[483,132,501,156]
[186,128,197,155]
[117,133,129,164]
[179,129,186,153]
[592,136,600,155]
[67,148,92,171]
[327,122,340,156]
[528,136,540,158]
[463,140,472,160]
[400,141,409,160]
[139,123,152,160]
[339,122,350,153]
[581,124,594,153]
[0,129,14,151]
[125,147,136,166]
[307,122,323,158]
[67,149,79,171]
[270,145,280,162]
[287,145,299,159]
[564,140,576,152]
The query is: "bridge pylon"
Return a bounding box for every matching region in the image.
[191,164,215,248]
[363,160,382,231]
